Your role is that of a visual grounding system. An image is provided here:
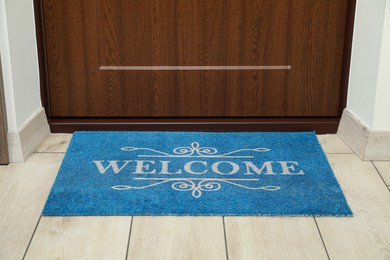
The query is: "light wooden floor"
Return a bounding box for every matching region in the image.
[1,134,390,260]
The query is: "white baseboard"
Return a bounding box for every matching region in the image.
[7,107,50,162]
[338,109,390,161]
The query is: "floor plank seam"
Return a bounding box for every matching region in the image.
[34,152,66,154]
[325,152,354,155]
[314,217,331,260]
[222,217,229,260]
[125,217,134,260]
[371,162,390,191]
[22,215,42,260]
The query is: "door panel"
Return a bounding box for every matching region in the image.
[42,0,348,117]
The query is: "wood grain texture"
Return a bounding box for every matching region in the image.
[25,217,131,260]
[41,0,350,118]
[317,134,353,154]
[338,0,357,115]
[338,109,390,160]
[337,108,368,160]
[127,216,226,260]
[225,217,328,260]
[39,133,354,154]
[0,60,8,165]
[373,161,390,186]
[365,132,390,161]
[36,134,72,153]
[0,153,63,260]
[316,154,390,260]
[18,108,51,161]
[6,108,50,162]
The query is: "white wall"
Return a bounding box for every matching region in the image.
[0,0,17,132]
[0,0,42,133]
[373,0,390,129]
[347,0,390,130]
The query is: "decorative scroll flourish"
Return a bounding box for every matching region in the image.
[121,142,270,158]
[112,178,280,198]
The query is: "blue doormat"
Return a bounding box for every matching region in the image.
[43,131,352,216]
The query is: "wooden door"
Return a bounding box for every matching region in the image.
[36,0,356,132]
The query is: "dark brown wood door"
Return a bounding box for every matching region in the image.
[40,0,350,118]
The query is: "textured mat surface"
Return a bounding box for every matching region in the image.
[43,131,352,216]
